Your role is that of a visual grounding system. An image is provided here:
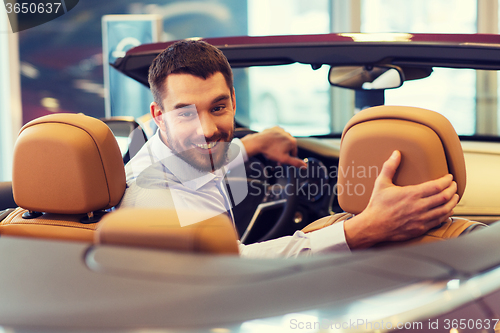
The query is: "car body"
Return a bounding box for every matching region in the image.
[2,33,500,332]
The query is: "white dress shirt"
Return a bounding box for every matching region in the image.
[118,131,350,258]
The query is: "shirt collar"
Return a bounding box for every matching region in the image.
[150,131,225,191]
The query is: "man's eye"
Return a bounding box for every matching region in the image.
[212,106,225,112]
[179,112,194,117]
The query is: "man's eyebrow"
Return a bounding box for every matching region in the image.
[172,103,194,111]
[171,95,229,111]
[212,94,230,104]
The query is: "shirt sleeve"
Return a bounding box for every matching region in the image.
[231,138,248,162]
[238,221,350,258]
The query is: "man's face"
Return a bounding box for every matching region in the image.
[152,72,236,172]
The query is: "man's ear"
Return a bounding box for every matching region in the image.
[231,88,237,115]
[151,102,166,132]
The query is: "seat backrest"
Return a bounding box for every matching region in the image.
[1,113,126,241]
[338,105,466,214]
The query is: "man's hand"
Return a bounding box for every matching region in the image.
[344,150,459,249]
[241,126,307,168]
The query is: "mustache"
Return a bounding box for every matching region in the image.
[198,132,231,143]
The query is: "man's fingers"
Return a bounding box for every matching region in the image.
[420,193,459,223]
[396,194,458,241]
[291,144,298,158]
[413,174,454,198]
[420,181,457,210]
[282,155,307,169]
[375,150,401,186]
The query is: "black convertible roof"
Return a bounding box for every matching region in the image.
[112,33,500,87]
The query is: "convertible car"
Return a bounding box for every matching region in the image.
[1,33,500,332]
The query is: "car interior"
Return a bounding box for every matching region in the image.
[0,104,487,250]
[100,117,149,164]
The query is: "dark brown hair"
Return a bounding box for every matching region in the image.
[148,40,233,109]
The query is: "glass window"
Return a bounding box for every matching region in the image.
[243,0,332,136]
[235,64,331,136]
[385,68,476,135]
[361,0,479,136]
[361,0,476,33]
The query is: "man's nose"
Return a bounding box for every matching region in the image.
[196,113,217,139]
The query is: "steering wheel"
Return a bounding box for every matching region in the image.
[230,128,298,244]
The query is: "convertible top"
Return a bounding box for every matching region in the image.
[112,33,500,87]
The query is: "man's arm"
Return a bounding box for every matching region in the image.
[240,126,307,168]
[344,150,459,249]
[240,151,458,257]
[240,130,458,253]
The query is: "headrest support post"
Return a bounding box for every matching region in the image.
[22,210,43,219]
[80,211,104,224]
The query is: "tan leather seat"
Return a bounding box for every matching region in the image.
[96,208,239,254]
[303,105,487,244]
[0,113,126,241]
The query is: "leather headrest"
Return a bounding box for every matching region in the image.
[13,114,126,214]
[338,105,466,214]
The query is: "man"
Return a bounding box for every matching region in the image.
[119,40,458,257]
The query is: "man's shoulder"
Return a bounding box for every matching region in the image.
[125,132,169,183]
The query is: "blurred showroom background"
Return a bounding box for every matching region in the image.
[0,0,498,181]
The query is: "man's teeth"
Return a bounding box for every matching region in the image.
[194,142,217,149]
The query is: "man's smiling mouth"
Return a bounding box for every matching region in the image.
[193,141,218,149]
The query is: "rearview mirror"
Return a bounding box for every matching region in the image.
[328,65,404,90]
